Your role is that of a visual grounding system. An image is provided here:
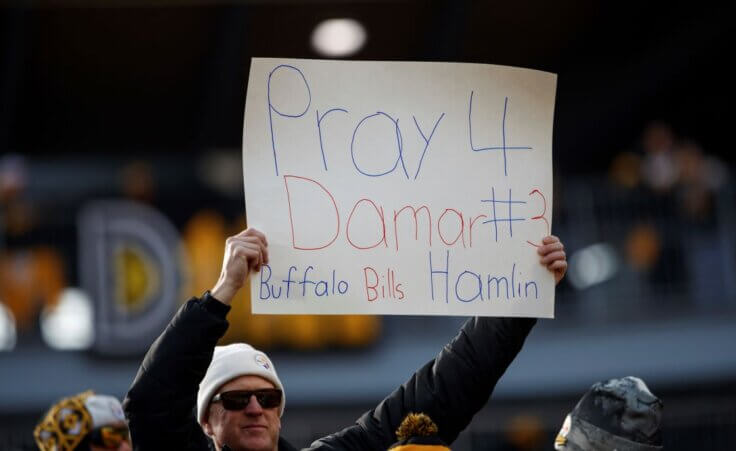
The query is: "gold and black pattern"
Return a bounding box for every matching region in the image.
[34,390,94,451]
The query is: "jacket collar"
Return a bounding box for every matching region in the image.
[278,436,299,451]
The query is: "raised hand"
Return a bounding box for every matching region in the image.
[211,228,269,305]
[537,235,567,285]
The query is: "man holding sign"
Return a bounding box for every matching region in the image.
[123,228,566,451]
[125,58,565,450]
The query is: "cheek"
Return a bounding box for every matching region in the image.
[208,406,231,435]
[269,412,282,433]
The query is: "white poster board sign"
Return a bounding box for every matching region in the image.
[244,58,556,317]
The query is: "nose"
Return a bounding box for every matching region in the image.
[243,395,265,415]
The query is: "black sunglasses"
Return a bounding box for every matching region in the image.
[211,389,282,410]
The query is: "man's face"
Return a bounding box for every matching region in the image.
[203,375,281,451]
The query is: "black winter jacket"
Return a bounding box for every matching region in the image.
[123,292,535,450]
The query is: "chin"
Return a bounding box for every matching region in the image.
[234,435,274,451]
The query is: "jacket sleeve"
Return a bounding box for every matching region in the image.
[123,293,231,451]
[308,317,536,450]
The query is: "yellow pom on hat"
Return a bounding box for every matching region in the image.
[389,413,451,451]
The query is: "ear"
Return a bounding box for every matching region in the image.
[202,407,215,437]
[202,418,214,437]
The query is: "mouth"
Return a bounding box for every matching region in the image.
[242,424,268,430]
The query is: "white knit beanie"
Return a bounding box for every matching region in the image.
[197,343,285,424]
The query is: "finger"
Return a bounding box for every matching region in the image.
[540,250,566,264]
[231,236,269,267]
[232,242,263,269]
[232,242,260,261]
[242,228,268,247]
[230,234,268,254]
[257,243,266,271]
[230,232,266,247]
[245,242,264,271]
[261,244,269,265]
[542,235,560,245]
[537,241,564,256]
[548,260,568,271]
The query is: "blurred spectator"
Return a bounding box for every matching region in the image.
[608,151,642,190]
[0,154,27,205]
[624,223,661,272]
[608,120,734,312]
[1,154,35,240]
[640,121,678,193]
[197,151,243,198]
[502,414,545,451]
[673,139,729,224]
[673,139,732,311]
[120,160,155,204]
[554,376,662,451]
[0,246,65,331]
[0,154,66,334]
[34,390,131,451]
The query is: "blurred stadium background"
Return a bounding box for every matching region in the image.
[1,1,735,449]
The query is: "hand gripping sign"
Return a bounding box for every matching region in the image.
[243,58,556,317]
